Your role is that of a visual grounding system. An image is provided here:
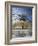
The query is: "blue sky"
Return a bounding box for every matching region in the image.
[11,6,32,22]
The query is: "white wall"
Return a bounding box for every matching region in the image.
[0,0,38,46]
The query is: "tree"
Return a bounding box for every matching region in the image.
[18,14,27,29]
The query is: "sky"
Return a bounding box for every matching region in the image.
[11,6,32,23]
[11,6,32,15]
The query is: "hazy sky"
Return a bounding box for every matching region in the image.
[11,6,32,15]
[11,6,32,22]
